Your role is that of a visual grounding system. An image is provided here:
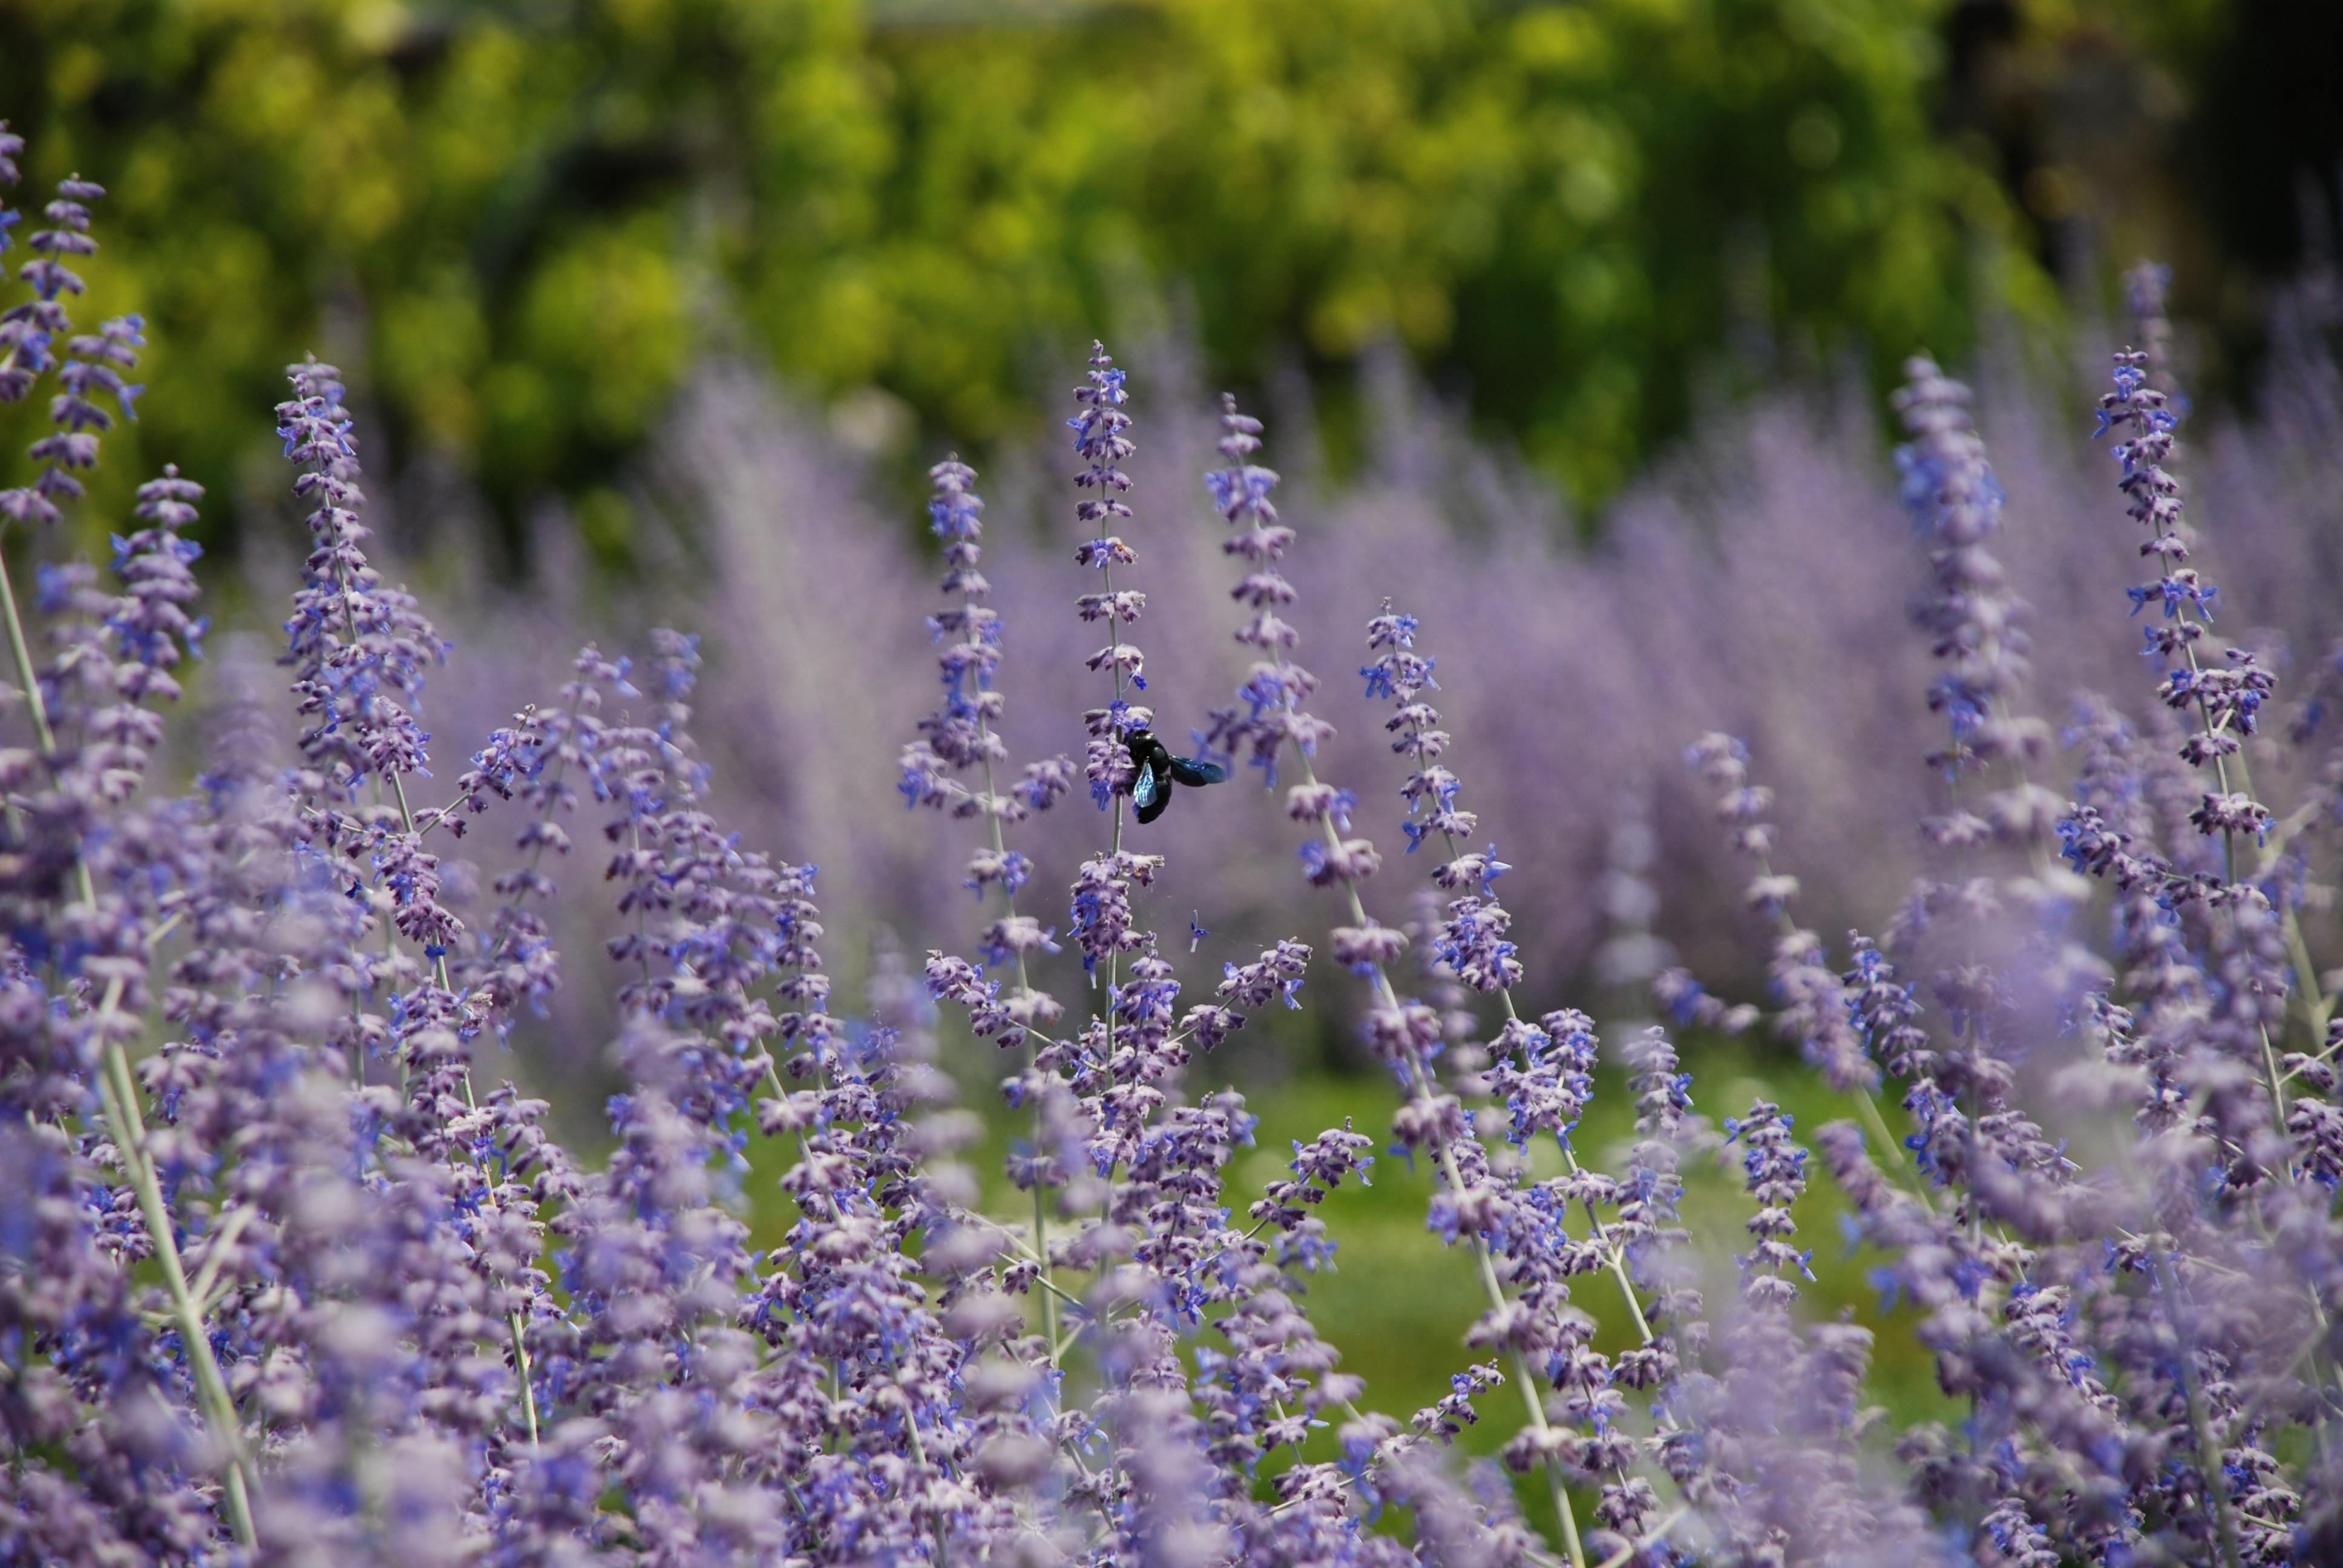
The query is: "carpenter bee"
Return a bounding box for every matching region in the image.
[1126,729,1229,823]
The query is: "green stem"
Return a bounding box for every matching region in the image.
[508,1310,540,1446]
[0,542,94,913]
[185,1204,254,1314]
[1852,1085,1924,1207]
[95,986,257,1546]
[953,1210,1087,1313]
[0,543,57,756]
[2225,743,2335,1065]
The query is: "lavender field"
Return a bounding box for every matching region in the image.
[11,120,2343,1567]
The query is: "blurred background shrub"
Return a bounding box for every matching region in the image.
[8,0,2338,567]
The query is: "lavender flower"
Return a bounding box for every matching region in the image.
[1663,1099,1873,1566]
[1890,358,2041,771]
[904,452,1069,1060]
[278,359,454,798]
[1203,394,1328,786]
[2091,320,2284,890]
[1,176,143,528]
[909,350,1406,1568]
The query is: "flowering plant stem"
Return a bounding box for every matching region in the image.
[974,655,1061,1359]
[0,543,48,751]
[329,536,474,1111]
[93,995,258,1545]
[1415,805,1705,1543]
[1289,743,1591,1568]
[0,534,260,1544]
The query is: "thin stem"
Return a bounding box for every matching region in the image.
[2238,786,2326,1028]
[979,828,1054,1358]
[509,1309,540,1446]
[2224,741,2333,1062]
[1099,558,1127,1025]
[2282,909,2335,1051]
[922,461,1077,1489]
[93,981,257,1547]
[185,1204,255,1313]
[1852,1086,1921,1209]
[2259,1019,2295,1168]
[0,542,96,914]
[959,549,1060,1359]
[0,543,57,756]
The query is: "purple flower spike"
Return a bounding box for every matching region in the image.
[0,181,141,523]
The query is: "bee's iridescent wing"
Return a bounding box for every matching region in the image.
[1167,756,1228,787]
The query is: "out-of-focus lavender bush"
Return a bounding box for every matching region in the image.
[15,119,2343,1568]
[566,314,2343,1070]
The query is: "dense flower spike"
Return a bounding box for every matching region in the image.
[1047,347,1271,1564]
[273,358,480,1123]
[1212,497,1684,1561]
[1628,307,2343,1568]
[919,350,1395,1567]
[1365,606,1521,997]
[1203,394,1326,785]
[1890,357,2040,773]
[278,359,453,797]
[905,452,1067,1061]
[2096,330,2278,862]
[0,171,144,526]
[902,455,1064,826]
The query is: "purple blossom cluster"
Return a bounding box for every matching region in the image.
[10,123,2343,1568]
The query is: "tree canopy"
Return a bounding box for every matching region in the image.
[2,0,2074,557]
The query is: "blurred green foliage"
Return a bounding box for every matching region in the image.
[2,0,2053,555]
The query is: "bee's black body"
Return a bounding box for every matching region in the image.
[1125,729,1229,823]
